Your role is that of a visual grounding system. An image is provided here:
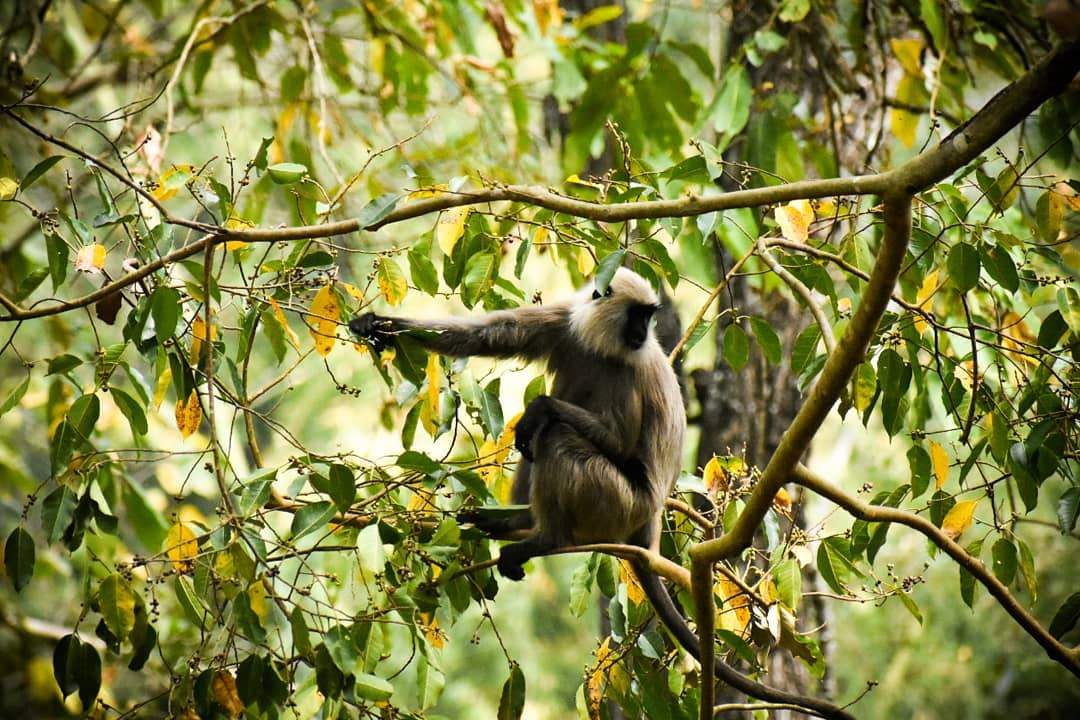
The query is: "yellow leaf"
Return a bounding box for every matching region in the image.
[533,0,564,35]
[75,244,107,273]
[267,297,300,348]
[565,173,601,189]
[211,671,243,720]
[420,354,442,435]
[419,611,445,649]
[174,389,202,438]
[930,440,949,489]
[577,249,596,276]
[703,456,728,493]
[0,176,17,200]
[309,284,341,356]
[479,412,521,489]
[704,455,745,493]
[619,559,646,606]
[165,522,199,574]
[941,499,978,540]
[436,207,469,256]
[247,581,269,622]
[152,164,196,201]
[715,575,751,637]
[912,269,940,335]
[153,367,172,410]
[189,314,217,364]
[775,199,813,243]
[376,256,409,306]
[587,637,611,716]
[408,183,450,199]
[369,37,386,77]
[533,225,549,248]
[340,282,365,302]
[890,37,924,76]
[773,486,793,514]
[407,486,438,514]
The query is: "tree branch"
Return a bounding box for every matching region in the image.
[791,463,1080,677]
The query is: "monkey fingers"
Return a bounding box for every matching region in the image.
[348,313,396,353]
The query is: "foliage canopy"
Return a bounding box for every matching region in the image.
[0,1,1078,719]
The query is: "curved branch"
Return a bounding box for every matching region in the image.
[792,463,1080,677]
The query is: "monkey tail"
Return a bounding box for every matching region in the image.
[633,564,858,720]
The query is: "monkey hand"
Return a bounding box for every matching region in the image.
[514,395,553,461]
[349,313,397,353]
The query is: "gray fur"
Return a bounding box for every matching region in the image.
[350,267,685,574]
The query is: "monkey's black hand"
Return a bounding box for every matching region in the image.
[349,313,397,353]
[514,395,553,462]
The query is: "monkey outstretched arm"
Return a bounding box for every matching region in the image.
[350,305,571,361]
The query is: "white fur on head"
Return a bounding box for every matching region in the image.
[569,267,660,360]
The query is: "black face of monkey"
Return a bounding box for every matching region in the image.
[623,302,659,350]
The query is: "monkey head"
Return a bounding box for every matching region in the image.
[570,267,662,360]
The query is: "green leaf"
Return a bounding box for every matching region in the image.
[817,537,858,595]
[1049,592,1080,639]
[497,663,526,720]
[290,607,311,656]
[722,322,749,372]
[99,574,137,641]
[290,501,337,541]
[593,249,627,294]
[1008,442,1039,512]
[311,464,356,513]
[41,485,77,545]
[4,527,35,592]
[51,394,100,471]
[791,323,821,376]
[959,565,978,609]
[150,287,181,344]
[354,672,394,702]
[408,249,439,295]
[897,590,923,625]
[358,192,402,229]
[267,162,308,184]
[711,65,751,139]
[21,155,64,191]
[990,538,1017,585]
[461,252,496,309]
[76,641,101,709]
[749,317,782,365]
[45,232,69,290]
[981,245,1019,293]
[1058,286,1080,335]
[946,242,980,293]
[0,376,30,418]
[1017,536,1037,603]
[53,634,81,697]
[1058,487,1080,533]
[773,557,801,610]
[569,555,598,618]
[315,644,345,699]
[111,388,149,436]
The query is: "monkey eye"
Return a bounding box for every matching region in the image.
[592,286,614,300]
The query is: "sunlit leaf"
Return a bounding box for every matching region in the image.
[377,257,408,307]
[165,522,198,574]
[75,244,106,273]
[436,207,469,256]
[941,499,978,540]
[775,199,813,242]
[715,575,751,636]
[174,388,202,438]
[309,283,341,356]
[929,440,949,489]
[99,574,137,641]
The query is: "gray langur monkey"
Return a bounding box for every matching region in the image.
[350,267,683,580]
[349,268,855,720]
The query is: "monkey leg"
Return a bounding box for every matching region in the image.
[496,535,556,581]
